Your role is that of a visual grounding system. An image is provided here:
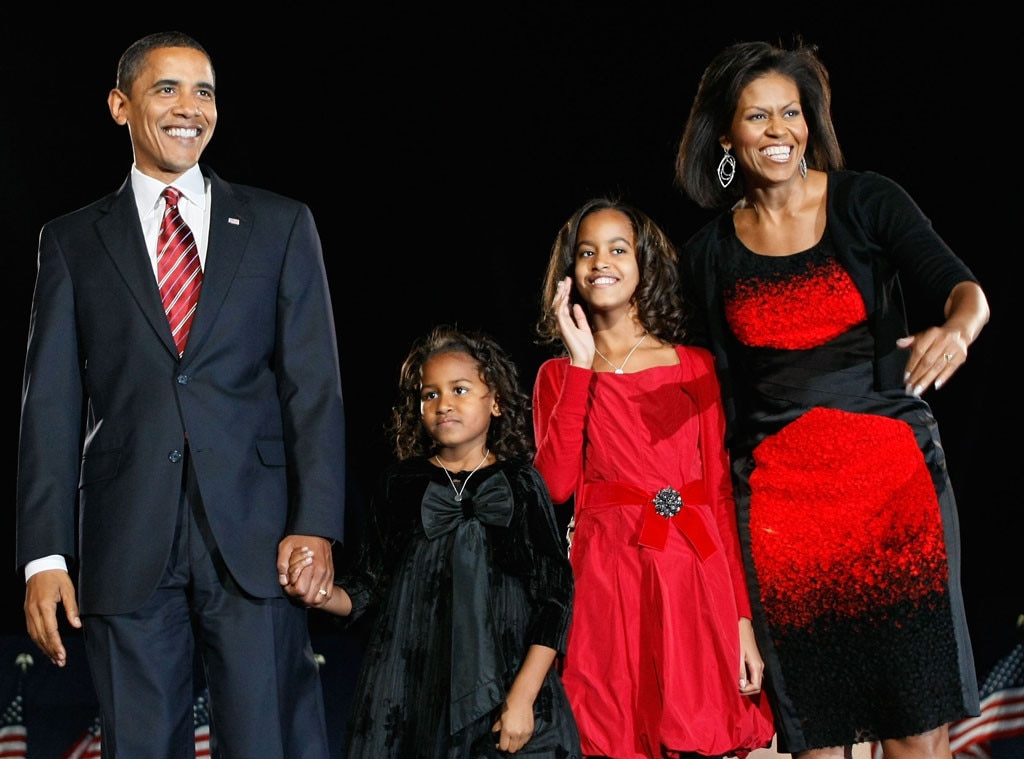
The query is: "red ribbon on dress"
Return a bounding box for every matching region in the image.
[580,480,717,561]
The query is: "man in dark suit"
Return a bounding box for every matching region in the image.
[15,31,345,757]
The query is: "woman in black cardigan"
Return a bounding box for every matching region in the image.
[674,39,991,759]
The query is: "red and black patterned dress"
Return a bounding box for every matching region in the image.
[681,170,981,754]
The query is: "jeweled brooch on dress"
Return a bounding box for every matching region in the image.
[652,486,682,518]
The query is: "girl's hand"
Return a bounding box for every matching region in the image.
[738,617,764,695]
[552,276,595,368]
[490,697,535,754]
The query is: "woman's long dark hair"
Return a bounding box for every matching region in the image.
[675,39,845,209]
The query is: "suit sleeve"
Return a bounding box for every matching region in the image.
[16,222,83,570]
[274,204,347,543]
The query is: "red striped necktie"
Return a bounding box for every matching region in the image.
[157,186,203,357]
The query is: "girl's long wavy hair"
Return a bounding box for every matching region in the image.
[535,197,688,351]
[390,325,534,462]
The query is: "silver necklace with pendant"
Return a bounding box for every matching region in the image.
[435,448,490,502]
[594,332,648,374]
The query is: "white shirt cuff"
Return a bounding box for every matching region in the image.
[25,555,69,582]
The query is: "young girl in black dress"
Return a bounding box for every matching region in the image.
[283,325,580,758]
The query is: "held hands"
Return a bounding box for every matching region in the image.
[24,569,81,667]
[552,277,595,368]
[277,535,334,609]
[897,325,970,397]
[738,617,764,696]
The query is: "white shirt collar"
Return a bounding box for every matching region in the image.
[131,164,208,218]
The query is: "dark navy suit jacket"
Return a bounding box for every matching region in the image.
[16,165,346,615]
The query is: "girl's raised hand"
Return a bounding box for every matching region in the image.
[553,276,595,368]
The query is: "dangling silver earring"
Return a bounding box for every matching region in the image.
[799,156,807,179]
[717,147,736,188]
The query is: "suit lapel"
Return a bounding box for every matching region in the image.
[95,169,255,361]
[95,179,180,357]
[182,168,253,359]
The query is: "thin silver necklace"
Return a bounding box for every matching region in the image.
[434,448,490,502]
[594,332,648,374]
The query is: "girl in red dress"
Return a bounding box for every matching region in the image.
[532,197,774,759]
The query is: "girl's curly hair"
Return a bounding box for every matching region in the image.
[390,325,534,462]
[535,196,688,351]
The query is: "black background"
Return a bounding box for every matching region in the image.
[2,7,1016,680]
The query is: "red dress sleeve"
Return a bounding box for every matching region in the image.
[531,358,592,504]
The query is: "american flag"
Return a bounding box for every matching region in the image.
[61,717,101,759]
[63,688,213,757]
[949,641,1024,759]
[0,691,27,759]
[193,688,211,757]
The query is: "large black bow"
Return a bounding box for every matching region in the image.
[420,470,515,734]
[421,469,515,538]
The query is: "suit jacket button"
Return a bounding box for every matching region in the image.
[176,374,189,385]
[169,450,183,463]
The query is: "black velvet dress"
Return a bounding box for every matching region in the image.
[338,457,580,759]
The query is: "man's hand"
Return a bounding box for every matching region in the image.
[24,569,80,667]
[278,535,334,608]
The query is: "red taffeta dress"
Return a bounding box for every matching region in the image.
[533,345,775,759]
